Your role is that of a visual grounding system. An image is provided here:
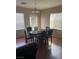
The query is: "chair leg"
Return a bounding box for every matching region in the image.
[51,36,52,43]
[25,38,27,43]
[45,38,48,45]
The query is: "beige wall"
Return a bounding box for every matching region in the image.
[40,5,62,29]
[16,6,41,38]
[40,5,62,39]
[16,6,62,39]
[53,29,62,40]
[16,29,25,38]
[16,6,41,29]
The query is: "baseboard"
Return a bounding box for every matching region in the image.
[16,36,25,39]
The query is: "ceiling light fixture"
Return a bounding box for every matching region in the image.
[32,0,40,13]
[21,2,27,5]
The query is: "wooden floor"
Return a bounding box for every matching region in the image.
[16,38,25,48]
[16,37,62,59]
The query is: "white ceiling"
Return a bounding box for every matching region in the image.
[16,0,62,10]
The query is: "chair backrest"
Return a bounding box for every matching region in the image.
[27,27,32,33]
[48,29,53,36]
[24,30,27,38]
[34,27,38,31]
[46,26,50,31]
[41,31,47,38]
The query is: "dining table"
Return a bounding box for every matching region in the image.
[29,30,42,42]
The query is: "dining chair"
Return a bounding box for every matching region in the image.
[36,31,48,44]
[24,30,34,43]
[46,26,50,31]
[27,27,32,33]
[34,27,38,31]
[47,29,53,42]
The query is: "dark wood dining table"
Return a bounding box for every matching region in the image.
[29,31,42,42]
[26,29,53,43]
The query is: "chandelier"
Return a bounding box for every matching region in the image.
[32,0,40,13]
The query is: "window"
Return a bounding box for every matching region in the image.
[16,13,25,30]
[29,15,38,30]
[50,13,62,30]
